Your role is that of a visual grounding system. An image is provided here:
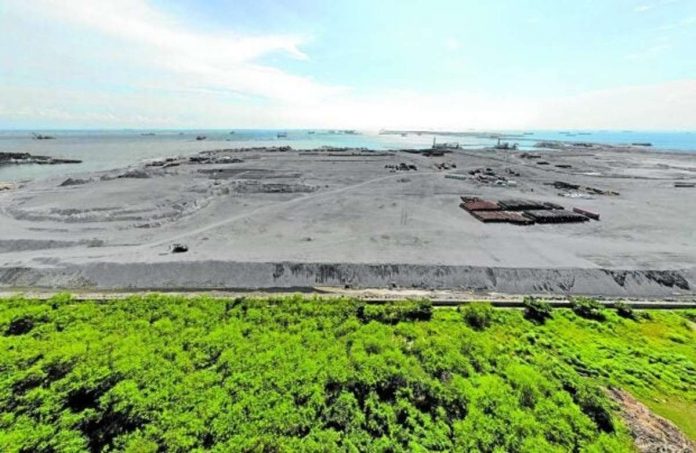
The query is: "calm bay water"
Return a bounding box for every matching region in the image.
[0,129,694,182]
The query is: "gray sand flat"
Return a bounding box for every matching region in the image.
[1,146,695,296]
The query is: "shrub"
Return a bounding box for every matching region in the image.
[5,316,34,336]
[461,303,494,330]
[357,299,432,324]
[570,297,606,321]
[523,297,553,324]
[614,302,635,320]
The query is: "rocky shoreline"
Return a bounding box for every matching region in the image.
[0,152,82,166]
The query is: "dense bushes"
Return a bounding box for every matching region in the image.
[461,302,494,330]
[523,297,553,324]
[0,295,694,451]
[570,297,607,321]
[357,299,432,324]
[614,301,636,320]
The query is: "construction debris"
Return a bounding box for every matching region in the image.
[524,209,590,224]
[467,168,517,186]
[459,197,597,225]
[460,197,500,211]
[188,155,244,165]
[385,163,417,172]
[547,181,620,196]
[573,207,600,220]
[560,192,594,200]
[498,199,562,211]
[467,210,534,225]
[434,162,457,170]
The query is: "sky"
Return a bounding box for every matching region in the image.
[1,0,695,130]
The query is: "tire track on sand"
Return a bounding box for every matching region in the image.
[142,171,439,249]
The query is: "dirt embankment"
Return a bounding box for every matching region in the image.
[607,387,695,453]
[0,262,694,297]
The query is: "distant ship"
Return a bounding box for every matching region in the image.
[277,132,288,138]
[32,133,55,140]
[196,135,207,141]
[307,131,316,135]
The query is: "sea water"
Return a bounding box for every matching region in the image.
[0,129,694,182]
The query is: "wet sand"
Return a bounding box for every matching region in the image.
[1,145,695,296]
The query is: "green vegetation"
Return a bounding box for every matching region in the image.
[1,294,694,452]
[570,297,607,322]
[522,297,553,324]
[613,302,636,321]
[460,302,495,330]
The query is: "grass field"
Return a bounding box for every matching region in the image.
[1,295,694,452]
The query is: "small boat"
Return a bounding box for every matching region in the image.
[307,131,316,135]
[277,132,287,138]
[196,135,207,141]
[32,133,56,140]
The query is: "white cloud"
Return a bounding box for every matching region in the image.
[533,79,696,130]
[658,15,696,31]
[2,0,340,104]
[634,5,654,13]
[634,0,680,13]
[1,1,695,130]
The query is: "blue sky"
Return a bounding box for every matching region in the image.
[1,0,695,129]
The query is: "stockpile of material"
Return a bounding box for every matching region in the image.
[460,197,500,211]
[460,197,597,225]
[468,210,535,225]
[497,199,563,211]
[524,209,589,224]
